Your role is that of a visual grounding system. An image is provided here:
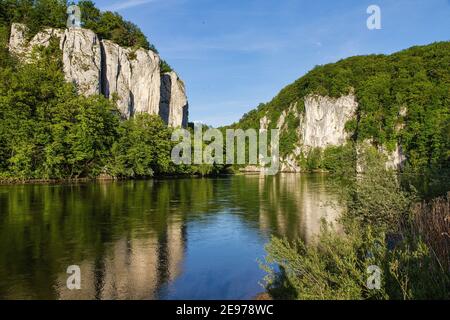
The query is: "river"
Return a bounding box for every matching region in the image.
[0,174,342,299]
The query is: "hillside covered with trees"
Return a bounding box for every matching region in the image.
[232,42,449,176]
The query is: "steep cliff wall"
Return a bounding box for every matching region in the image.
[160,72,189,128]
[101,40,161,118]
[301,94,357,150]
[253,92,405,172]
[8,23,188,126]
[62,28,102,96]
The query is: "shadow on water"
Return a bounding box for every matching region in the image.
[0,174,343,299]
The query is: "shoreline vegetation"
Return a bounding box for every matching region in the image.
[0,171,237,185]
[260,150,450,300]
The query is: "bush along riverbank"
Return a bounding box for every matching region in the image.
[260,147,450,300]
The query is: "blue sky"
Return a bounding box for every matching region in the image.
[91,0,450,127]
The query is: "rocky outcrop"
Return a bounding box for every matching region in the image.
[8,23,27,56]
[9,24,101,96]
[280,152,301,172]
[277,104,302,172]
[9,23,64,58]
[62,28,102,96]
[101,40,133,117]
[159,72,189,127]
[379,144,407,170]
[302,94,358,150]
[8,23,188,126]
[259,116,270,130]
[101,40,161,118]
[357,140,407,173]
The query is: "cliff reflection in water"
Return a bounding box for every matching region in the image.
[254,173,342,244]
[0,175,342,300]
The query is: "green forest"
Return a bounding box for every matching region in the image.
[232,41,450,175]
[1,0,152,49]
[0,0,219,181]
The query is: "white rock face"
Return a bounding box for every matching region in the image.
[31,28,64,48]
[260,116,270,130]
[129,49,161,116]
[379,144,407,170]
[8,23,188,126]
[357,139,407,172]
[277,102,299,130]
[101,40,133,117]
[8,23,28,57]
[160,72,189,127]
[277,104,302,172]
[302,94,358,150]
[280,153,301,172]
[254,93,407,173]
[101,40,161,118]
[9,23,102,96]
[9,23,64,60]
[62,28,102,96]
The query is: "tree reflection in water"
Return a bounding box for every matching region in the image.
[0,174,342,299]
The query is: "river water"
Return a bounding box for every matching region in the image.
[0,174,342,300]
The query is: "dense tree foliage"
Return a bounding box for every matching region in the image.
[109,114,172,178]
[0,33,171,180]
[233,42,450,172]
[0,1,199,180]
[0,39,119,179]
[160,59,173,73]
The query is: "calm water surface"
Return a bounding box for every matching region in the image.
[0,174,342,300]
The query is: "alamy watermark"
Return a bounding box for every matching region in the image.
[367,265,382,290]
[171,124,280,175]
[367,5,382,30]
[67,5,81,28]
[66,265,81,290]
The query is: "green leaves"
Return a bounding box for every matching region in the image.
[0,40,121,180]
[78,1,154,51]
[109,114,172,178]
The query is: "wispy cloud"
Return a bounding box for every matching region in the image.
[102,0,155,11]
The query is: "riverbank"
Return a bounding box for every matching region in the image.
[0,172,238,185]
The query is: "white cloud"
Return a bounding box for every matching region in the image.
[102,0,155,11]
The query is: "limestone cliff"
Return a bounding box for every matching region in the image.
[159,72,189,128]
[101,39,161,118]
[235,42,450,173]
[254,92,405,172]
[301,94,357,150]
[8,23,188,127]
[62,28,102,96]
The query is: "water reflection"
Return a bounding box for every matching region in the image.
[0,175,342,300]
